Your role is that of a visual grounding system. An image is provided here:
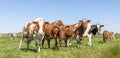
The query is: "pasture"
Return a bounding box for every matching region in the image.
[0,34,120,58]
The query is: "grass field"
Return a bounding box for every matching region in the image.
[0,34,120,58]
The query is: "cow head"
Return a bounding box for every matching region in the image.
[89,25,98,35]
[76,19,91,37]
[96,24,104,33]
[79,19,91,31]
[89,24,104,35]
[54,20,64,26]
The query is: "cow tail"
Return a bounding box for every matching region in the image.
[18,37,23,49]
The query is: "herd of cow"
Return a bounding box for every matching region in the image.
[17,17,115,52]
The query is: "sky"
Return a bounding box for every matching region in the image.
[0,0,120,33]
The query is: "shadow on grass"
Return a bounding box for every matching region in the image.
[20,48,36,52]
[51,46,60,50]
[98,41,105,44]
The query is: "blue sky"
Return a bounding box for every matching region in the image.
[0,0,120,33]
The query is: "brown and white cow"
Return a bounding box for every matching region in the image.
[103,30,115,42]
[42,20,64,49]
[18,17,45,52]
[10,33,17,40]
[74,19,91,48]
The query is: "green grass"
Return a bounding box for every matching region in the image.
[0,34,120,58]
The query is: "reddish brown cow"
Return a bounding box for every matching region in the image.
[42,20,64,48]
[53,25,66,48]
[52,23,80,48]
[103,30,115,42]
[64,24,80,47]
[56,24,79,47]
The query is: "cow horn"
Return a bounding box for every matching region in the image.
[79,20,82,22]
[87,20,91,22]
[101,25,104,27]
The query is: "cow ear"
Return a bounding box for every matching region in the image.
[32,21,38,24]
[79,20,82,23]
[87,20,91,22]
[91,25,94,27]
[44,22,49,24]
[65,26,69,29]
[101,25,104,27]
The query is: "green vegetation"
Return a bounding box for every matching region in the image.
[0,34,120,58]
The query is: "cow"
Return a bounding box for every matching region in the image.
[109,32,115,40]
[74,19,91,48]
[0,34,2,38]
[57,23,80,47]
[64,23,81,47]
[52,25,66,48]
[10,33,17,40]
[42,20,64,49]
[103,30,115,42]
[18,17,45,52]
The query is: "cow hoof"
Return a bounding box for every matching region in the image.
[36,47,40,52]
[77,45,80,48]
[69,43,72,46]
[36,50,40,52]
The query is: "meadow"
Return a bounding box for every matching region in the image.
[0,34,120,58]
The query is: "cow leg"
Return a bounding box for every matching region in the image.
[47,38,51,48]
[59,38,62,47]
[38,35,44,46]
[103,37,105,42]
[40,35,44,49]
[27,39,31,50]
[76,35,80,48]
[67,38,72,47]
[69,37,72,46]
[27,43,29,50]
[54,38,58,49]
[105,38,108,42]
[67,39,70,47]
[64,39,67,47]
[42,38,45,48]
[87,34,92,46]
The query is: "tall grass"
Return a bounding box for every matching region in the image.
[101,39,120,58]
[0,34,120,58]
